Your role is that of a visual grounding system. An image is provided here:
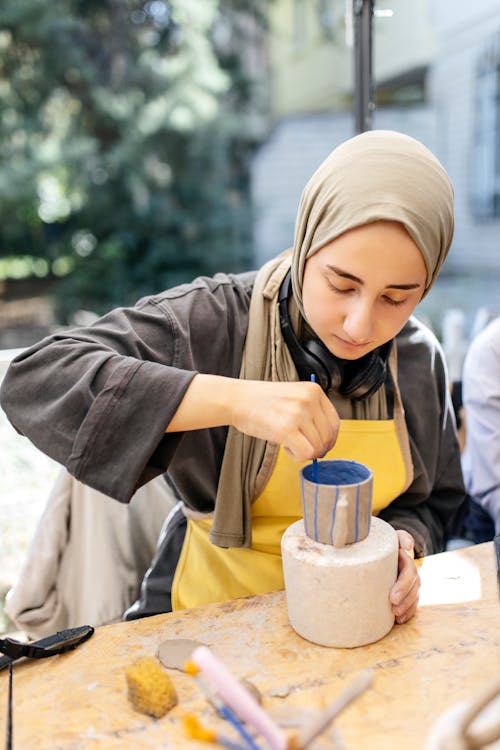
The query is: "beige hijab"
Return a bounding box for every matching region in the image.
[209,130,454,548]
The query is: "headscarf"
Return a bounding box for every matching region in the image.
[208,130,455,548]
[291,129,454,311]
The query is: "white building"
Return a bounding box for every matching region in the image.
[251,0,500,330]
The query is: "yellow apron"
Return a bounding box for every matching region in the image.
[172,418,408,610]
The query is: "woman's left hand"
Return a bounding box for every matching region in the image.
[389,530,421,624]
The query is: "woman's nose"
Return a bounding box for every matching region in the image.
[342,299,374,343]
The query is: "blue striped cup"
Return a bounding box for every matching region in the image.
[300,459,373,546]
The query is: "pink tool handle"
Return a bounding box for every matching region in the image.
[192,646,287,750]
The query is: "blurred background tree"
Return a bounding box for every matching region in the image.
[0,0,268,321]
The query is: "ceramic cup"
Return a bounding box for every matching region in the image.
[300,458,373,547]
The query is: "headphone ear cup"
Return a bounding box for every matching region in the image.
[303,339,343,391]
[278,271,332,390]
[287,336,333,391]
[339,349,388,400]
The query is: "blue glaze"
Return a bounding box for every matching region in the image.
[302,459,371,486]
[300,472,309,537]
[313,480,319,541]
[301,459,372,545]
[310,373,319,483]
[328,485,340,543]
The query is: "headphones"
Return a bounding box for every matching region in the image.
[278,269,391,400]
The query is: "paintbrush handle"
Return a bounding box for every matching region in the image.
[310,374,318,482]
[294,670,373,749]
[196,675,259,750]
[192,646,287,750]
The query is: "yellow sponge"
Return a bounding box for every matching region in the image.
[126,657,178,718]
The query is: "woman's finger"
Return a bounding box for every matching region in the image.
[390,547,421,623]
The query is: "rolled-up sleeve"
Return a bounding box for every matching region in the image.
[0,273,253,503]
[0,303,196,501]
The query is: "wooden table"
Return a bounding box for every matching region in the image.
[1,542,498,750]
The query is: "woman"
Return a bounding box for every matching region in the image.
[0,130,465,627]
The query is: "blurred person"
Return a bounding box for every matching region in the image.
[461,316,500,542]
[441,308,468,452]
[0,130,466,628]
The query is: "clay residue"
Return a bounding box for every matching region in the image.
[157,638,206,671]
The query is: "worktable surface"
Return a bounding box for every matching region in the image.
[1,542,498,749]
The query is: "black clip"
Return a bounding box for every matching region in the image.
[0,624,94,670]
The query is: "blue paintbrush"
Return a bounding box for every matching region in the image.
[310,374,319,483]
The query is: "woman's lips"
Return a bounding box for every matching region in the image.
[333,334,371,350]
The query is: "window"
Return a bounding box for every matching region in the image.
[471,34,500,219]
[317,0,336,41]
[292,0,307,50]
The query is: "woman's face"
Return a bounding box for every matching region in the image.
[302,220,428,360]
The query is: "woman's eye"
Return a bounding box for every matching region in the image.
[327,280,353,295]
[383,296,406,307]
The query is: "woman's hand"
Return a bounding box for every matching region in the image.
[389,530,420,624]
[167,375,340,462]
[231,379,340,461]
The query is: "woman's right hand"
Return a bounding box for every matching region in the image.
[167,374,340,462]
[231,379,340,461]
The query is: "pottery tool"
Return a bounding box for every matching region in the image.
[191,646,287,750]
[185,659,262,750]
[289,669,373,749]
[310,374,318,482]
[184,714,258,750]
[191,647,373,750]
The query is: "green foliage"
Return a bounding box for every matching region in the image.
[0,0,267,319]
